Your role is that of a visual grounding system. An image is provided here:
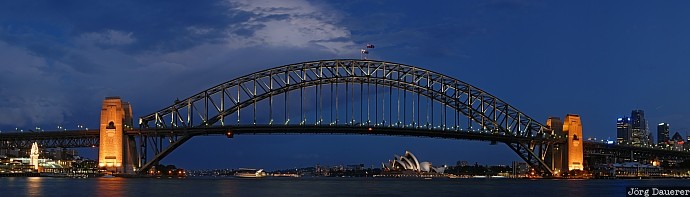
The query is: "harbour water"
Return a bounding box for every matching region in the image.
[2,177,690,197]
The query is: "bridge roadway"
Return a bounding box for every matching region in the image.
[128,126,550,142]
[0,126,548,149]
[583,141,690,161]
[2,129,689,161]
[0,130,99,149]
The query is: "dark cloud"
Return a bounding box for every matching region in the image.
[336,1,499,59]
[0,0,239,53]
[0,0,357,130]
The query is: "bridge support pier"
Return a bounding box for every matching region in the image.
[542,115,584,177]
[545,117,566,176]
[563,114,584,172]
[98,97,136,174]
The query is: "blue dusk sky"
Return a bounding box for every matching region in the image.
[1,0,690,170]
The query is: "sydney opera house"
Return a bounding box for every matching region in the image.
[378,151,447,178]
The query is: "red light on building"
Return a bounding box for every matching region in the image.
[226,131,234,138]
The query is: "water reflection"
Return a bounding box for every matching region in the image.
[95,178,125,197]
[562,179,587,196]
[26,177,43,196]
[3,177,687,196]
[217,179,239,196]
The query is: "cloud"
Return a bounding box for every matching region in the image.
[225,0,356,54]
[0,41,71,127]
[78,29,136,46]
[0,0,360,129]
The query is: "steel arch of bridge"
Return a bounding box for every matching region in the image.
[137,59,559,175]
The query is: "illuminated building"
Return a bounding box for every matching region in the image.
[512,161,529,178]
[388,151,421,171]
[657,123,670,145]
[670,132,685,151]
[616,117,632,145]
[563,114,583,171]
[610,162,661,178]
[672,132,685,141]
[631,110,650,146]
[382,151,445,173]
[30,142,39,171]
[98,97,133,173]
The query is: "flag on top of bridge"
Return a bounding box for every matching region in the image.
[360,49,369,54]
[366,44,375,48]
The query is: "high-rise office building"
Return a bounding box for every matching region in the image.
[631,110,649,146]
[648,134,654,146]
[616,117,631,145]
[657,123,670,145]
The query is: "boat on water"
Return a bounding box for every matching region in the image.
[234,168,267,178]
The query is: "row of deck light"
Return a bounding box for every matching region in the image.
[4,124,91,133]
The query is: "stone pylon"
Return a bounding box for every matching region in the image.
[98,97,132,172]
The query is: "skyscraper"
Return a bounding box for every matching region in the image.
[657,123,670,145]
[616,117,632,145]
[630,110,649,146]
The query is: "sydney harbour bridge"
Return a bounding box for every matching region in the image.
[1,59,689,176]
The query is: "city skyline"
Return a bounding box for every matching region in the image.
[2,0,690,169]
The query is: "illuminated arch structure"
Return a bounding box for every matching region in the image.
[135,59,561,175]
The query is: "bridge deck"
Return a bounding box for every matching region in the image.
[0,130,99,149]
[126,125,548,143]
[1,129,689,159]
[0,130,99,140]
